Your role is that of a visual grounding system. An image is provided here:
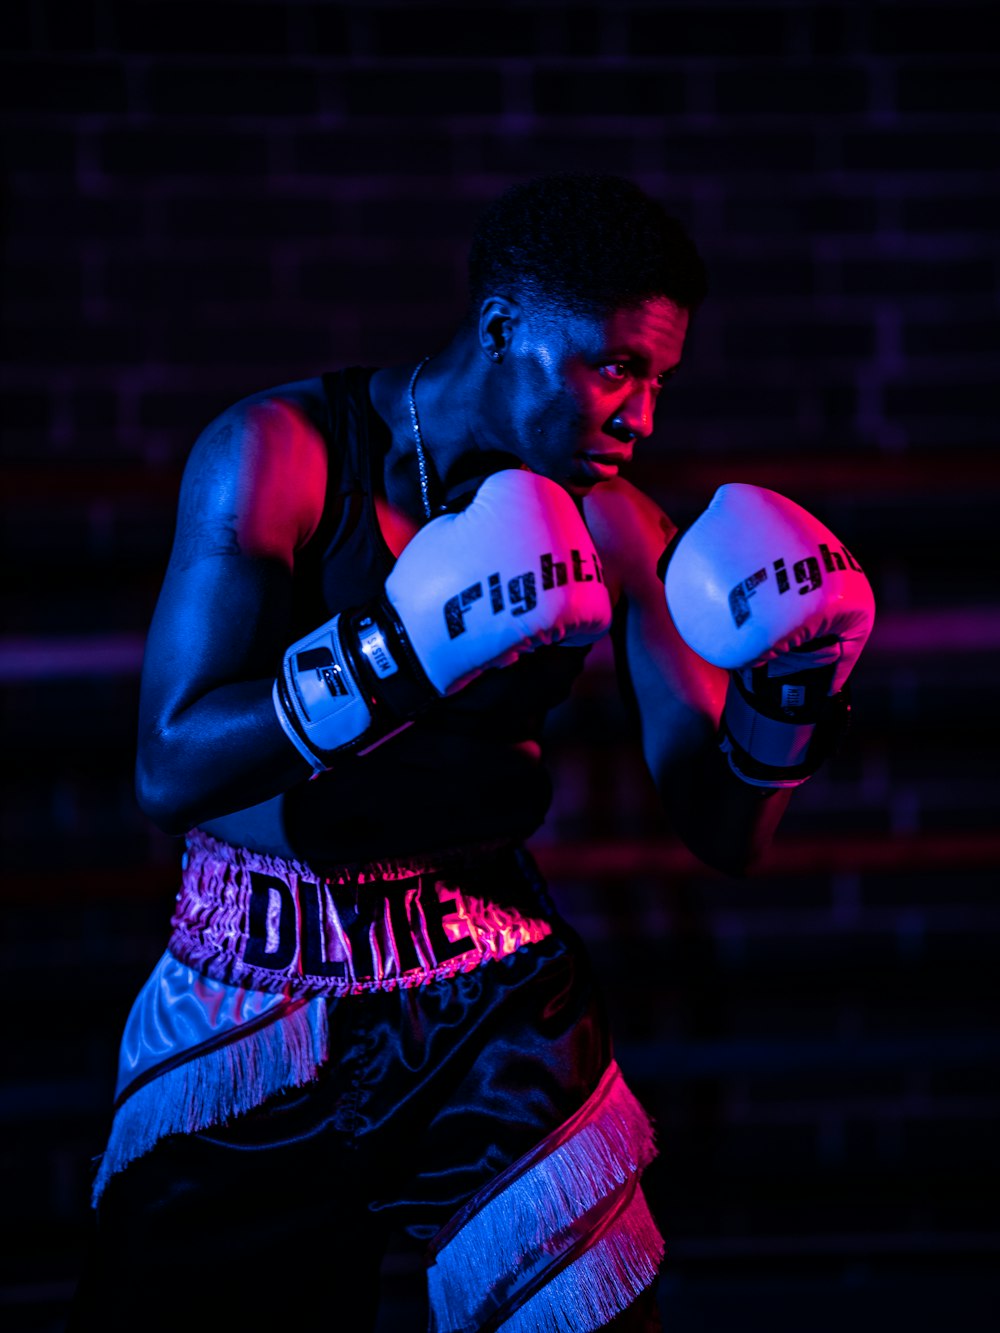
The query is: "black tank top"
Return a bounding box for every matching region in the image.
[199,367,591,870]
[288,366,398,638]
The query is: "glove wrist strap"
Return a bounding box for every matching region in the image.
[339,594,437,721]
[721,666,851,789]
[273,613,375,773]
[274,601,439,773]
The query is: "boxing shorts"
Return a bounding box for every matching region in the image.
[87,830,663,1331]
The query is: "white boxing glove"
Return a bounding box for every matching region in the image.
[274,469,612,771]
[664,483,876,787]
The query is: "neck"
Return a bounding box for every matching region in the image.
[372,337,517,519]
[402,338,510,502]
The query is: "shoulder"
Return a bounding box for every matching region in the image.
[582,477,678,603]
[178,377,331,558]
[186,377,329,485]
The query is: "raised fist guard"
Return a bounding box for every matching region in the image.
[665,482,876,786]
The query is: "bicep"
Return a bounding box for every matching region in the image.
[138,403,322,736]
[617,574,727,780]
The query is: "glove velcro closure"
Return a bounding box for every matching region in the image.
[721,665,850,788]
[274,599,438,773]
[338,593,439,722]
[273,615,375,773]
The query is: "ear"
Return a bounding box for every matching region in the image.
[477,296,520,362]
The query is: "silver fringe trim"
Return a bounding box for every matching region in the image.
[426,1060,664,1333]
[493,1188,663,1333]
[90,998,328,1207]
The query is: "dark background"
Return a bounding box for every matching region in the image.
[2,2,998,1330]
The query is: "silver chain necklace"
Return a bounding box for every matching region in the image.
[407,355,434,520]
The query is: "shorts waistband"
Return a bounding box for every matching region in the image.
[169,829,554,998]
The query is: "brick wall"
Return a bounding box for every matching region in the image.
[2,3,998,1328]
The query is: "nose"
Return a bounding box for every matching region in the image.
[608,385,656,443]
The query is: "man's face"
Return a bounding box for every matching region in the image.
[501,295,689,492]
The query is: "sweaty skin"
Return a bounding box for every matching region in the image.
[503,299,690,491]
[137,296,788,875]
[369,297,690,500]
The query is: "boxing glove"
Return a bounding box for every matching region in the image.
[664,483,876,787]
[274,468,612,771]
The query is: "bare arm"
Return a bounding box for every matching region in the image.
[135,396,327,833]
[584,478,790,876]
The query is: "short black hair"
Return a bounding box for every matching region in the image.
[467,173,708,319]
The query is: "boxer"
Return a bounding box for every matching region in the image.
[70,174,873,1333]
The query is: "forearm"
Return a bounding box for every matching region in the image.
[660,735,792,877]
[136,679,311,834]
[656,482,874,873]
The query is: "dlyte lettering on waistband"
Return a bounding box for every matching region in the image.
[169,830,552,997]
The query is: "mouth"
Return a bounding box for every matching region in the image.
[576,450,631,479]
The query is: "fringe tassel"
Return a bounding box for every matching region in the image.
[497,1186,664,1333]
[90,998,328,1207]
[426,1062,663,1333]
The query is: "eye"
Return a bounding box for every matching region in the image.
[598,361,629,381]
